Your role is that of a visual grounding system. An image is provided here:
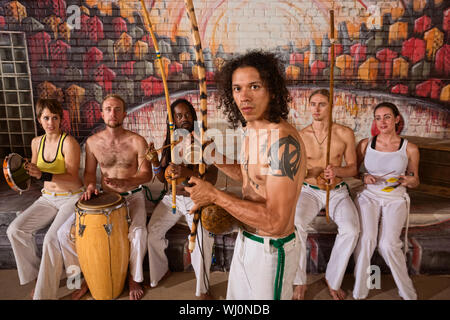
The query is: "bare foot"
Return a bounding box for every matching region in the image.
[325,279,346,300]
[129,277,144,300]
[71,280,89,300]
[30,287,35,299]
[199,292,214,300]
[292,284,307,300]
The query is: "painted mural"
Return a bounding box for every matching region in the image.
[0,0,448,154]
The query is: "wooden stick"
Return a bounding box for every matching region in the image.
[139,0,177,215]
[184,0,208,253]
[325,9,335,224]
[145,140,183,161]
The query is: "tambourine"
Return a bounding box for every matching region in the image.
[3,153,31,194]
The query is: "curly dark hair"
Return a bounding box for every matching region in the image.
[215,50,291,128]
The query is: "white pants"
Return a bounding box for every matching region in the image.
[58,191,148,283]
[227,229,300,300]
[293,183,360,290]
[6,189,82,299]
[352,189,417,300]
[147,194,214,297]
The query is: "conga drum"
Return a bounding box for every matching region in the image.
[3,153,30,194]
[75,192,130,300]
[201,204,238,235]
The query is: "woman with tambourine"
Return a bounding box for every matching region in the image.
[6,98,83,299]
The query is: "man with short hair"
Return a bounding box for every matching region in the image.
[292,89,360,300]
[58,94,152,300]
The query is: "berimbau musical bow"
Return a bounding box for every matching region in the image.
[139,0,177,215]
[325,5,336,224]
[184,0,208,253]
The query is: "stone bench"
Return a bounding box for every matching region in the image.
[1,174,449,275]
[0,175,236,272]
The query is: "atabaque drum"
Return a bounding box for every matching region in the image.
[75,192,130,300]
[3,153,30,194]
[201,204,238,235]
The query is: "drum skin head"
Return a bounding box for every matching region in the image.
[8,153,23,171]
[77,192,123,210]
[3,153,30,193]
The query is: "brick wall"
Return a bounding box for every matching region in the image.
[0,0,448,149]
[126,88,449,151]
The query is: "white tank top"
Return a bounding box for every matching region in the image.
[364,136,408,196]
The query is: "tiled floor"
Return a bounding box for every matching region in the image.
[0,269,449,300]
[1,165,450,301]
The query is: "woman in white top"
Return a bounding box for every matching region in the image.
[352,102,420,300]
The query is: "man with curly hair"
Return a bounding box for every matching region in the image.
[185,50,306,300]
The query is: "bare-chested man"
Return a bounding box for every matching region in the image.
[57,94,152,300]
[292,89,360,300]
[185,51,306,300]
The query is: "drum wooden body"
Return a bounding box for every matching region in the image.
[201,204,238,235]
[3,153,30,194]
[75,192,130,300]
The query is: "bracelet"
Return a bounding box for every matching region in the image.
[40,172,53,182]
[153,166,162,174]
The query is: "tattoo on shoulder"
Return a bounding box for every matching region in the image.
[268,135,301,181]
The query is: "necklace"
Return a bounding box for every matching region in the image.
[311,125,327,147]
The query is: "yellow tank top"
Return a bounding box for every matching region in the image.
[36,132,67,174]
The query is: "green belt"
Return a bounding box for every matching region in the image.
[303,181,348,191]
[119,185,167,204]
[242,230,296,300]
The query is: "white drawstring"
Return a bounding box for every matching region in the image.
[403,193,411,256]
